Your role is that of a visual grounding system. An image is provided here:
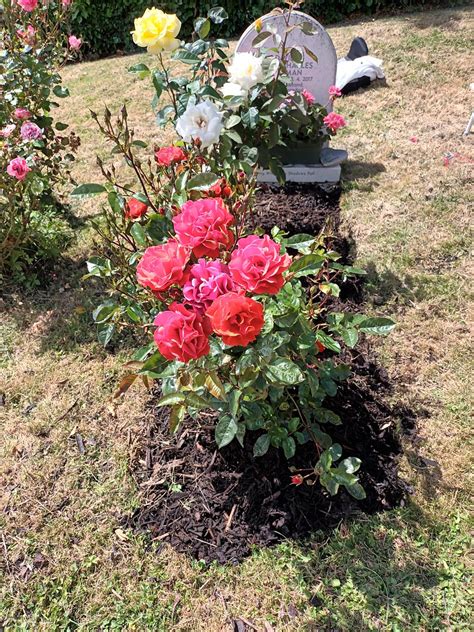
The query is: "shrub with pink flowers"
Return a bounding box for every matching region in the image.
[0,0,80,284]
[79,3,394,497]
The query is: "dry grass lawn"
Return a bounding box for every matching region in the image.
[1,6,473,630]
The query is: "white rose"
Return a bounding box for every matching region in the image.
[175,100,224,148]
[220,81,247,99]
[228,52,264,91]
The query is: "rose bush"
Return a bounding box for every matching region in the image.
[0,0,81,284]
[79,3,395,497]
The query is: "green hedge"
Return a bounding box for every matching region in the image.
[70,0,452,58]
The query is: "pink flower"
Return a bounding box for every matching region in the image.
[328,85,342,99]
[229,235,292,295]
[62,0,73,6]
[20,121,42,141]
[68,35,82,50]
[17,0,38,11]
[323,112,346,133]
[153,303,211,362]
[136,240,190,294]
[0,124,16,138]
[14,108,32,120]
[173,197,234,258]
[302,89,315,105]
[155,146,186,167]
[17,25,36,45]
[409,136,419,143]
[183,259,236,313]
[7,157,31,181]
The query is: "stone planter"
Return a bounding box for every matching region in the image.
[272,140,324,165]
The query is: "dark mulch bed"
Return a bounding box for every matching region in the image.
[128,183,413,563]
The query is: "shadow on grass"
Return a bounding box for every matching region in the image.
[293,502,447,630]
[2,255,145,356]
[342,160,386,191]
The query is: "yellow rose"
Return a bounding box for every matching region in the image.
[131,8,181,54]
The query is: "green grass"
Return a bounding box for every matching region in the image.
[1,6,473,631]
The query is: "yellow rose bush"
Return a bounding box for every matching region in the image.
[132,7,181,54]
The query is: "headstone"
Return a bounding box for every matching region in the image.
[236,10,337,113]
[236,10,346,184]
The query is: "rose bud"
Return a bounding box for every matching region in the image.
[290,474,304,486]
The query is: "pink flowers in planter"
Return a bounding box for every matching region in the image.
[302,89,315,105]
[135,195,293,362]
[323,112,346,133]
[7,157,31,180]
[328,85,342,99]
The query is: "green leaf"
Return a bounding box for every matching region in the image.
[253,434,270,457]
[92,301,117,324]
[284,233,316,253]
[340,328,358,348]
[229,389,242,419]
[215,415,238,448]
[97,323,115,347]
[71,183,106,198]
[226,114,241,128]
[204,372,226,400]
[194,17,210,39]
[346,482,366,500]
[264,358,304,386]
[172,50,200,64]
[290,47,303,64]
[289,254,325,276]
[315,330,341,353]
[208,6,228,23]
[129,63,150,79]
[130,222,147,247]
[340,456,361,474]
[53,85,69,98]
[156,393,186,407]
[252,31,272,47]
[359,317,396,336]
[169,405,185,433]
[187,172,220,191]
[282,436,296,459]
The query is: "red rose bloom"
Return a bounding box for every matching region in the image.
[155,146,186,167]
[229,235,292,295]
[290,474,304,486]
[173,197,234,258]
[153,303,211,362]
[206,292,264,347]
[125,197,148,220]
[136,240,190,293]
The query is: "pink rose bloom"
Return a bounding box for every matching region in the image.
[20,121,43,141]
[173,197,235,258]
[153,303,211,362]
[136,239,190,294]
[17,0,38,11]
[328,85,342,99]
[229,235,292,295]
[17,25,36,45]
[0,124,16,138]
[302,89,315,105]
[68,35,82,50]
[62,0,73,6]
[183,259,236,313]
[323,112,346,133]
[7,157,31,181]
[14,108,32,120]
